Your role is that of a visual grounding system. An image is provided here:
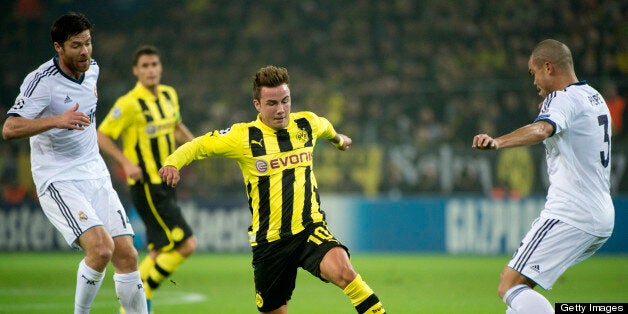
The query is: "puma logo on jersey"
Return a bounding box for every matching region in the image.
[251,138,264,147]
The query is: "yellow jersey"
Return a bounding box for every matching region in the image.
[164,111,337,246]
[99,82,181,185]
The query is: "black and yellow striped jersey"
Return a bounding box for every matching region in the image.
[164,111,338,246]
[99,82,181,185]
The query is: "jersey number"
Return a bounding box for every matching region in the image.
[307,226,337,245]
[598,114,610,168]
[117,210,127,229]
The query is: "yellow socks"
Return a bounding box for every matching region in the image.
[138,256,156,298]
[140,250,186,299]
[343,274,385,314]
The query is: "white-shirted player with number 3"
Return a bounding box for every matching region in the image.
[472,39,615,314]
[2,12,147,314]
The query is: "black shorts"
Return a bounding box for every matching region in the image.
[251,221,348,312]
[130,183,194,251]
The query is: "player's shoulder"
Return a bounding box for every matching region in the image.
[292,111,318,118]
[18,59,60,96]
[291,111,323,123]
[200,122,248,142]
[23,59,59,81]
[215,121,248,134]
[158,84,177,95]
[114,88,143,110]
[543,86,576,108]
[553,82,601,106]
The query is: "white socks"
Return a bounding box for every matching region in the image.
[75,259,105,314]
[114,270,148,314]
[502,284,554,314]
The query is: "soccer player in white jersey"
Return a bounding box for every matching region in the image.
[472,39,614,313]
[2,12,148,314]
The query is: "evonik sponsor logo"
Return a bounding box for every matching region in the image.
[269,151,312,169]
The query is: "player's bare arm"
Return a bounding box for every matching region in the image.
[97,130,144,181]
[175,122,195,143]
[332,133,352,151]
[159,165,180,187]
[472,121,554,150]
[3,103,90,140]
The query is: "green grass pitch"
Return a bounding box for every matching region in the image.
[0,253,625,313]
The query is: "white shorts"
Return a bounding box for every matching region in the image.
[508,217,608,290]
[38,177,135,249]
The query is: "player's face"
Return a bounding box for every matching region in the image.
[54,30,92,79]
[528,57,552,98]
[254,84,291,130]
[133,54,162,90]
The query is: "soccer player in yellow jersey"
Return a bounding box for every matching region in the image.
[97,45,197,312]
[159,65,385,314]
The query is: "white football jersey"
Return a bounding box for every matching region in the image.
[7,57,110,195]
[535,81,614,237]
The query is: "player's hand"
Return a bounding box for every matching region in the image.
[159,165,180,187]
[334,134,352,151]
[123,161,143,182]
[472,134,498,150]
[58,103,91,130]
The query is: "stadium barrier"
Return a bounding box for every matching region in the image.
[1,196,626,254]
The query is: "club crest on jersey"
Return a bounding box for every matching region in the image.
[78,211,88,222]
[255,159,268,173]
[296,129,309,143]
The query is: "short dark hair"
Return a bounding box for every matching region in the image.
[133,45,161,66]
[50,12,92,45]
[530,39,574,72]
[253,65,290,100]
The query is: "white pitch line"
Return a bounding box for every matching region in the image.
[0,290,206,312]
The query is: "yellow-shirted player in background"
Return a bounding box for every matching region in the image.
[98,45,197,313]
[159,65,385,314]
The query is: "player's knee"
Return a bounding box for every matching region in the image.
[178,236,198,257]
[497,283,509,299]
[185,236,198,252]
[112,246,139,272]
[88,243,115,265]
[327,263,357,288]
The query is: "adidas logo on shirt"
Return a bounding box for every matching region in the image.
[64,95,72,104]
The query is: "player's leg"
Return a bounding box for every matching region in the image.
[96,178,147,314]
[498,217,557,313]
[39,181,113,314]
[303,222,385,314]
[499,266,552,314]
[253,238,299,314]
[74,226,114,314]
[499,217,608,314]
[112,235,148,314]
[320,247,385,314]
[132,183,196,300]
[144,235,198,291]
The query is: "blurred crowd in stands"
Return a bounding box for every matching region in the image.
[1,0,626,204]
